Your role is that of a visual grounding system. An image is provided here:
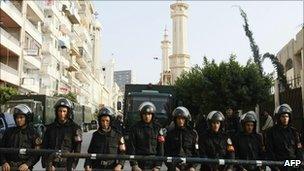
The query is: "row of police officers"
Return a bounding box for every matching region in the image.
[0,98,303,171]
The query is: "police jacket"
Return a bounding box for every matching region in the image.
[225,115,239,135]
[42,119,82,169]
[128,121,164,169]
[164,126,199,170]
[265,124,303,161]
[0,125,41,169]
[84,127,125,169]
[198,130,235,171]
[232,132,264,171]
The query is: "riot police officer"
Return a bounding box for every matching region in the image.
[164,107,198,171]
[129,102,164,171]
[0,104,42,171]
[232,111,264,171]
[84,106,125,171]
[198,111,235,171]
[224,106,239,137]
[42,98,82,170]
[265,104,303,171]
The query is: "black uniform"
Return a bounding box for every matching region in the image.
[165,126,199,171]
[266,124,303,170]
[195,115,208,136]
[84,128,125,170]
[199,130,235,171]
[129,121,164,169]
[225,115,239,136]
[0,126,41,170]
[233,132,264,171]
[42,119,82,170]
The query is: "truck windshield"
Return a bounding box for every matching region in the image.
[131,96,170,114]
[126,95,172,128]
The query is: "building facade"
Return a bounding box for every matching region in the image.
[0,0,44,93]
[0,0,107,112]
[102,59,123,110]
[275,28,303,110]
[114,70,135,92]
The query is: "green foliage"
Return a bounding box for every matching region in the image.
[239,7,288,91]
[53,92,78,103]
[263,53,289,91]
[174,56,273,119]
[0,86,19,105]
[239,7,263,75]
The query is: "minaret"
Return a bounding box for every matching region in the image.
[161,27,172,85]
[169,0,190,83]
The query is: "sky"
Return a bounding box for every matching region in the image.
[93,1,303,84]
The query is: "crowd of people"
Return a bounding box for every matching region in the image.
[0,98,303,171]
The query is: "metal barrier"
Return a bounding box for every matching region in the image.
[0,148,285,167]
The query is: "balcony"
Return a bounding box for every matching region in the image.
[287,76,302,89]
[0,0,23,26]
[59,36,71,49]
[71,76,82,87]
[27,1,44,21]
[61,74,69,84]
[44,3,61,18]
[42,42,60,59]
[21,76,40,93]
[67,56,80,72]
[0,27,22,56]
[70,41,80,57]
[24,20,42,45]
[42,19,54,34]
[60,52,70,68]
[23,49,41,69]
[41,65,60,79]
[79,46,92,62]
[75,71,89,83]
[0,63,19,85]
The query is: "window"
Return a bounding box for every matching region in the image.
[285,58,293,71]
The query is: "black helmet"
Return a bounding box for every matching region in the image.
[13,104,33,124]
[274,104,292,124]
[207,111,225,122]
[98,106,116,122]
[172,106,191,121]
[54,98,74,118]
[240,111,257,131]
[138,102,156,115]
[240,111,257,124]
[275,104,292,116]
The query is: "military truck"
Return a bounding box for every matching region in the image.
[1,95,94,134]
[123,84,176,131]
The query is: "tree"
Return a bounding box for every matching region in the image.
[238,7,288,91]
[53,92,78,103]
[0,86,19,113]
[174,56,272,120]
[0,86,19,105]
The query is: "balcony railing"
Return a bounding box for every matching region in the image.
[2,0,22,18]
[0,27,20,46]
[0,63,18,76]
[287,76,302,89]
[25,19,42,43]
